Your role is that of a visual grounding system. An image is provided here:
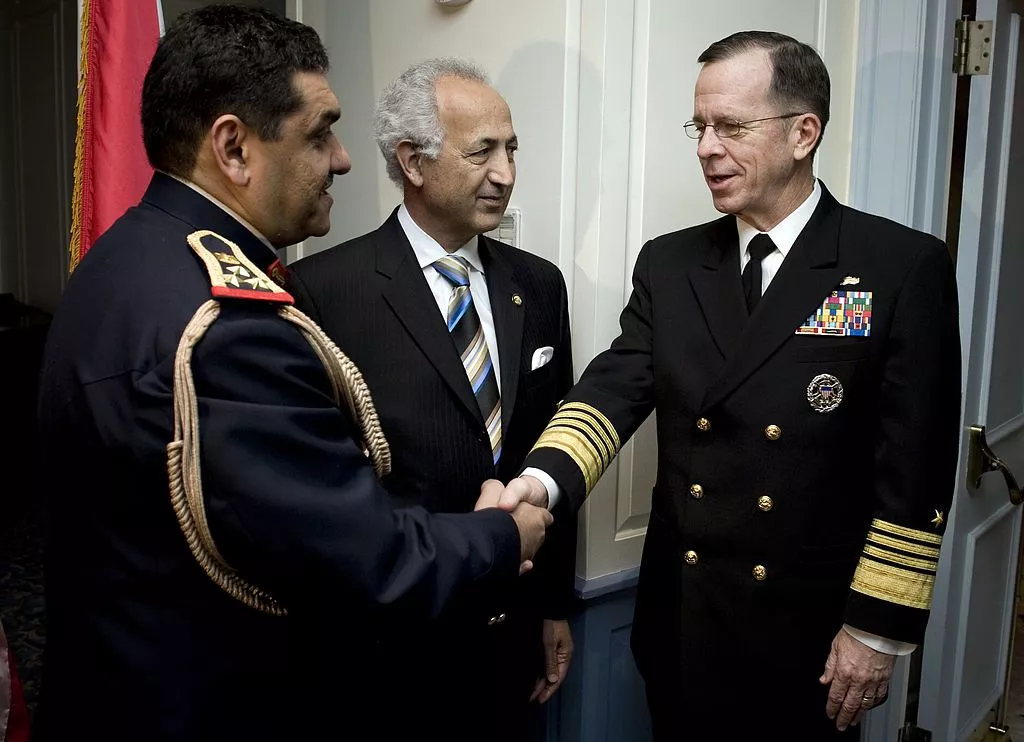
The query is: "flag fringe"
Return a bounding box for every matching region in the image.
[69,0,94,274]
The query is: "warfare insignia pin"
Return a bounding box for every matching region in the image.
[807,373,844,413]
[840,276,861,286]
[931,509,944,528]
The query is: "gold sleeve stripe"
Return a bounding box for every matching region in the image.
[531,402,621,494]
[532,431,602,492]
[863,544,938,572]
[871,518,943,546]
[866,531,941,560]
[850,558,934,610]
[555,410,617,460]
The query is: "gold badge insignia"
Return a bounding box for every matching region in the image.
[840,276,861,286]
[512,293,523,306]
[931,510,944,528]
[807,373,844,413]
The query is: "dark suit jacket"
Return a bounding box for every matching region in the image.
[524,184,961,737]
[35,174,523,742]
[288,210,577,738]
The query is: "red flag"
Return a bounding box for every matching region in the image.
[70,0,162,272]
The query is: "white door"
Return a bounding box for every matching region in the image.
[915,1,1024,738]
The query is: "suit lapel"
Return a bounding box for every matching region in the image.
[376,213,484,426]
[688,216,747,361]
[702,186,847,410]
[480,237,525,435]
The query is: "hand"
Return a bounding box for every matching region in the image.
[510,501,553,575]
[820,628,896,731]
[497,476,549,511]
[474,479,505,511]
[531,619,574,704]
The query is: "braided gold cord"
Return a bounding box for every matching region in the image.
[166,299,391,616]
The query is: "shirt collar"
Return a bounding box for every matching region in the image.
[736,179,821,257]
[398,204,484,274]
[166,173,276,252]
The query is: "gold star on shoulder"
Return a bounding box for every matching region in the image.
[931,509,944,528]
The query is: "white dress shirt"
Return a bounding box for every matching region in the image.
[397,204,502,392]
[736,178,820,292]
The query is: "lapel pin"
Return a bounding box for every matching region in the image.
[840,276,861,286]
[512,293,523,306]
[931,509,944,528]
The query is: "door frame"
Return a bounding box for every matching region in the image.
[847,0,962,739]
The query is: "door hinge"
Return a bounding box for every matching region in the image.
[899,723,933,742]
[954,17,993,76]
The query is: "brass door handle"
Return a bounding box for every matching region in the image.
[967,425,1023,505]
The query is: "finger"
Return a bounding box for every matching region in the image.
[518,560,534,576]
[836,686,866,731]
[538,682,557,704]
[529,677,546,703]
[825,674,850,719]
[498,479,530,511]
[543,509,554,527]
[544,644,559,684]
[819,646,837,685]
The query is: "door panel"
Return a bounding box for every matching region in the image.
[917,1,1024,739]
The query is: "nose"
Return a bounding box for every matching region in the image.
[488,153,515,188]
[696,127,725,161]
[331,137,352,175]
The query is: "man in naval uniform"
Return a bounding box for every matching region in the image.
[499,30,961,739]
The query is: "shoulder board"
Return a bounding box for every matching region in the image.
[187,230,294,305]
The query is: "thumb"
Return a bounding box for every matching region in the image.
[820,645,837,684]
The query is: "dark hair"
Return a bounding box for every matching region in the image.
[698,31,830,152]
[141,4,329,177]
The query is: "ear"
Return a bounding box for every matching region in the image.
[209,114,251,186]
[792,113,823,162]
[396,140,425,187]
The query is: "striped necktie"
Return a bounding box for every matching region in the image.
[433,255,502,464]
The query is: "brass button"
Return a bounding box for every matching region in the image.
[764,424,782,441]
[758,496,774,512]
[684,550,699,566]
[689,483,704,500]
[696,417,711,433]
[752,565,767,581]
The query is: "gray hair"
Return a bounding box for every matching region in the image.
[374,57,490,187]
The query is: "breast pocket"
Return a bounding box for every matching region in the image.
[793,341,870,364]
[524,361,556,390]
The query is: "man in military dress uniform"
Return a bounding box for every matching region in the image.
[34,7,551,741]
[501,31,961,739]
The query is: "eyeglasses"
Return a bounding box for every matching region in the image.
[683,113,804,140]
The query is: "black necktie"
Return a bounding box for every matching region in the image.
[741,234,776,315]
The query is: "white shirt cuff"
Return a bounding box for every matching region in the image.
[843,624,916,655]
[521,468,560,510]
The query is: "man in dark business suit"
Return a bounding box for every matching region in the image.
[499,31,961,739]
[288,58,576,741]
[34,10,552,741]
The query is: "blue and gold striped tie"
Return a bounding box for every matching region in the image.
[433,255,502,464]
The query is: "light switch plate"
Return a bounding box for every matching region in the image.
[485,207,521,249]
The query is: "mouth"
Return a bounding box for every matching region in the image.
[477,194,505,206]
[705,174,736,191]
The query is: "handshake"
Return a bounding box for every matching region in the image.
[474,476,553,576]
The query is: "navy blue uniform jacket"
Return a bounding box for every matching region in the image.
[35,174,522,741]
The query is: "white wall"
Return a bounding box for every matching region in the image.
[301,0,571,266]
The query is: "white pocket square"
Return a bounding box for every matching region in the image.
[530,346,554,370]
